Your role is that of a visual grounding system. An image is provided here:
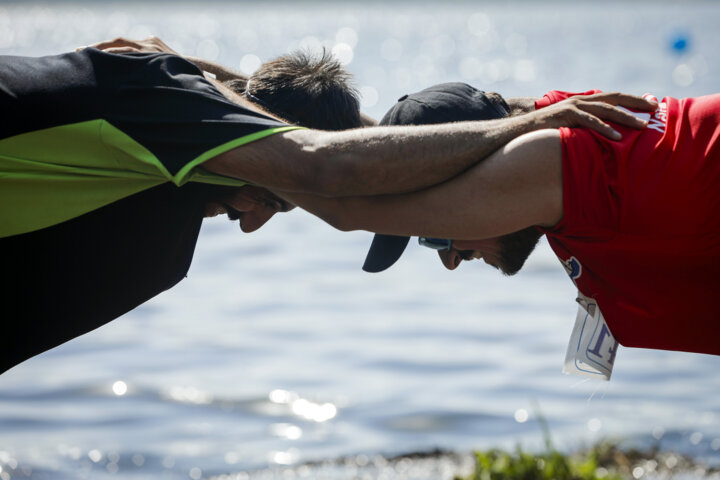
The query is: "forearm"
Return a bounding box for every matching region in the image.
[278,129,563,240]
[297,117,541,196]
[506,97,538,115]
[203,91,654,198]
[205,115,546,198]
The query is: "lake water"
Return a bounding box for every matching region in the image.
[1,1,720,479]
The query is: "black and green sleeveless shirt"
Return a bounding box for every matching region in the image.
[0,49,299,372]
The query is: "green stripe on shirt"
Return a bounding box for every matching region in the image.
[0,120,303,238]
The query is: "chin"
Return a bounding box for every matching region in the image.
[495,257,526,276]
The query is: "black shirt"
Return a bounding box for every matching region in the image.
[0,49,290,373]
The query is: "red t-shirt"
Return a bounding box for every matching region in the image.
[536,90,720,355]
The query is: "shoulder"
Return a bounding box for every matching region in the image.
[501,129,562,186]
[499,129,563,228]
[504,128,561,156]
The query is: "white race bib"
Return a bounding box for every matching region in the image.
[563,293,619,381]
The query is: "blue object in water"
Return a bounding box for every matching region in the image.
[670,32,690,53]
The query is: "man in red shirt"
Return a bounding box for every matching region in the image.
[283,83,720,364]
[534,89,720,359]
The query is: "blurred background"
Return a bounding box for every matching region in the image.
[1,1,719,479]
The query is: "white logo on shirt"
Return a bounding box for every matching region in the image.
[643,94,667,133]
[616,94,667,134]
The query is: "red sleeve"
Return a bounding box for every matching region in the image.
[534,90,603,109]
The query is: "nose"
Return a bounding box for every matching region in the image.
[438,249,463,270]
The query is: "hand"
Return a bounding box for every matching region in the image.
[204,186,295,233]
[538,92,658,140]
[77,36,179,55]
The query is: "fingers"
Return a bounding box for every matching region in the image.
[569,109,621,140]
[81,38,142,51]
[101,47,140,53]
[582,92,659,112]
[76,36,174,54]
[575,101,648,130]
[147,36,176,54]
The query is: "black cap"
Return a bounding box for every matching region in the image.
[362,82,510,273]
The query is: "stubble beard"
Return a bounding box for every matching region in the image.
[495,227,544,276]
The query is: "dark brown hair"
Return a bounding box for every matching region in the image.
[226,49,361,131]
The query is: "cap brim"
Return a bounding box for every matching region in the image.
[363,83,509,272]
[362,234,410,272]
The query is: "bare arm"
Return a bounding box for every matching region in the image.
[505,97,538,115]
[203,92,653,198]
[278,129,563,240]
[83,36,248,82]
[185,56,248,83]
[204,118,539,198]
[83,38,656,199]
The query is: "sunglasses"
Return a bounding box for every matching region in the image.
[418,237,453,251]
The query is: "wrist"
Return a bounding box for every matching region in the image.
[505,97,539,115]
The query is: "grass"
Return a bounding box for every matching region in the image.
[456,442,627,480]
[455,407,714,480]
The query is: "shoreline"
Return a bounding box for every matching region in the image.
[205,445,720,480]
